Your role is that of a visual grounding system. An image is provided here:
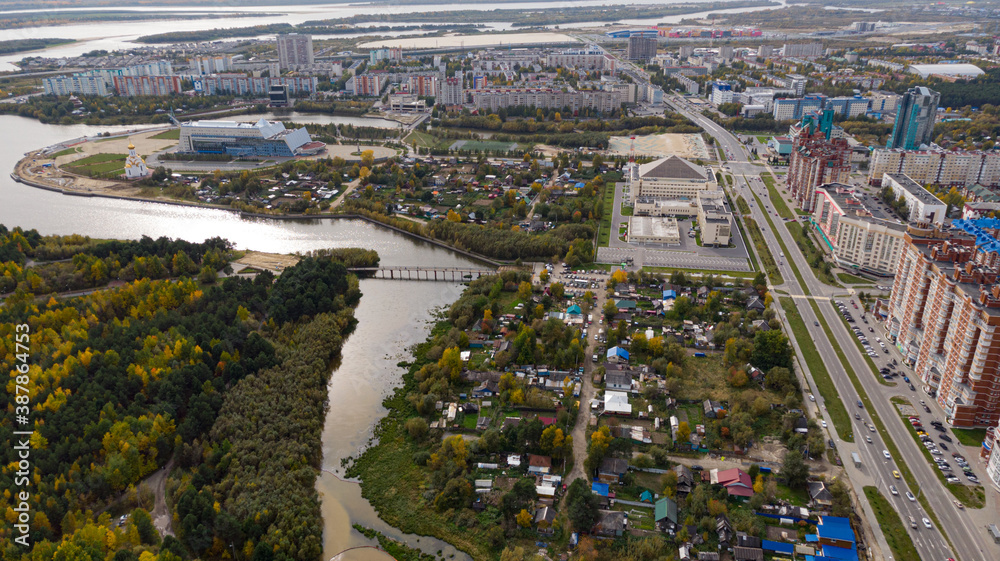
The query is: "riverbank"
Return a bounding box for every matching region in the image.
[12,153,504,268]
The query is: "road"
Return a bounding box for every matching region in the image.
[553,268,609,487]
[667,96,997,561]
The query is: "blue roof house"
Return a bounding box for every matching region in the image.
[607,346,630,363]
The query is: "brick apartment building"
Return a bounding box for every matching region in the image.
[887,221,1000,428]
[787,129,852,212]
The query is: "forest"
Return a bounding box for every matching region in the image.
[0,225,366,561]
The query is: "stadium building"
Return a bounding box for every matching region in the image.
[178,118,323,158]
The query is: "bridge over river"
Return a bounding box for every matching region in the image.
[348,266,497,281]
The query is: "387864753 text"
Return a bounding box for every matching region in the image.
[11,323,33,547]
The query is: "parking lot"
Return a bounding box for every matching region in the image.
[834,297,982,488]
[599,181,753,272]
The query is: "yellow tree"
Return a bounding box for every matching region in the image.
[516,509,533,528]
[677,421,691,442]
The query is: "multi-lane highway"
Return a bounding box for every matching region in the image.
[667,96,996,561]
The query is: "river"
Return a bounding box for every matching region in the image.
[0,0,789,71]
[0,114,475,560]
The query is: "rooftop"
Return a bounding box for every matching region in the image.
[638,155,709,181]
[630,216,680,239]
[909,63,985,78]
[885,173,944,206]
[815,183,904,225]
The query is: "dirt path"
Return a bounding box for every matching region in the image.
[564,274,609,487]
[329,178,362,210]
[149,458,175,538]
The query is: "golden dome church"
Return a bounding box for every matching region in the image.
[123,140,150,180]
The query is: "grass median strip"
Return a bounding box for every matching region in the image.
[762,172,794,220]
[779,296,853,443]
[745,217,782,284]
[787,221,841,287]
[864,486,921,561]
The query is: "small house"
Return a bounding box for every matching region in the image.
[535,506,556,535]
[697,553,720,561]
[654,497,678,532]
[594,510,626,537]
[604,391,632,415]
[606,346,630,363]
[703,399,723,419]
[746,296,766,312]
[472,380,499,398]
[808,481,834,507]
[674,464,694,497]
[605,371,633,391]
[717,515,734,544]
[733,547,764,561]
[713,468,754,498]
[615,299,637,312]
[597,457,629,484]
[736,532,762,549]
[527,454,552,475]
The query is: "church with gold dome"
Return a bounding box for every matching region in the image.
[123,140,150,180]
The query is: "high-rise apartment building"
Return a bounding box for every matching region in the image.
[782,43,823,57]
[439,74,465,108]
[868,148,1000,188]
[812,183,907,276]
[887,86,940,150]
[276,34,314,70]
[887,220,1000,428]
[627,36,657,61]
[787,114,852,211]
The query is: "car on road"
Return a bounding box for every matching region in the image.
[908,516,917,529]
[905,491,915,501]
[821,420,827,428]
[809,394,815,402]
[866,436,872,443]
[922,517,932,529]
[940,443,949,450]
[869,425,876,432]
[814,321,819,326]
[883,450,891,460]
[889,485,898,495]
[892,470,900,479]
[855,412,861,420]
[857,400,864,408]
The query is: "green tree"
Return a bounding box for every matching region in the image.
[517,281,533,302]
[751,329,793,372]
[781,449,809,490]
[565,479,600,532]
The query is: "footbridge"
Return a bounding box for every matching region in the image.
[349,266,498,281]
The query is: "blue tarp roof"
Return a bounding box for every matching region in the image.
[575,182,586,188]
[607,347,630,359]
[762,540,794,554]
[816,516,855,543]
[805,534,818,542]
[591,482,609,496]
[663,290,677,299]
[820,545,858,561]
[953,218,1000,254]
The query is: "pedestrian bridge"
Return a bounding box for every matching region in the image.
[348,266,497,281]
